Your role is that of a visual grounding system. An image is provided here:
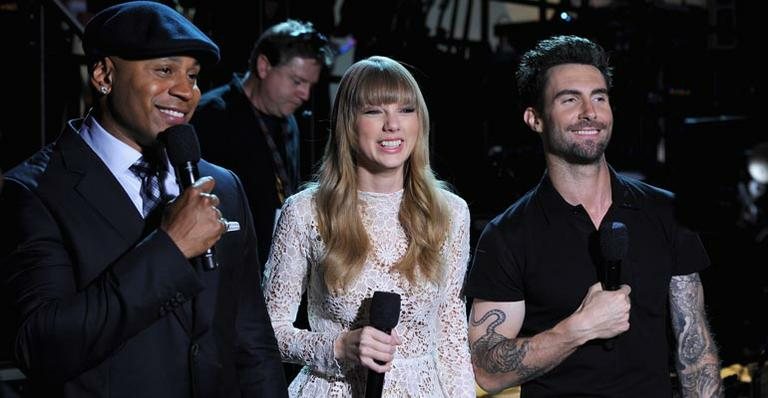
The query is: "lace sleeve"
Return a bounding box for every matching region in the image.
[262,193,344,377]
[435,197,477,397]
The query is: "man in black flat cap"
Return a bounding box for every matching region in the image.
[0,2,287,397]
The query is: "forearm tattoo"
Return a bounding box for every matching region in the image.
[669,274,724,397]
[470,309,545,382]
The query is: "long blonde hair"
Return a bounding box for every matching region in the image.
[313,55,451,293]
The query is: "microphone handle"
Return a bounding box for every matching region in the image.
[177,162,218,271]
[603,260,621,291]
[365,326,392,398]
[365,370,385,398]
[603,260,621,350]
[200,250,217,271]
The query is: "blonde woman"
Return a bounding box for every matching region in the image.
[263,55,475,397]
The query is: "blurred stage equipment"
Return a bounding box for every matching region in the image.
[737,141,768,241]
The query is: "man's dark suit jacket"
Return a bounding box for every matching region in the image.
[0,119,287,397]
[191,75,301,267]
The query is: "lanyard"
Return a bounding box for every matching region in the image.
[250,107,295,204]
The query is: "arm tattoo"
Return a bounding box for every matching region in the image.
[669,274,724,397]
[470,309,545,382]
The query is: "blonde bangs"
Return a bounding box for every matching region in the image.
[354,71,418,109]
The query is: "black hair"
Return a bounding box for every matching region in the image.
[248,19,335,72]
[516,35,613,113]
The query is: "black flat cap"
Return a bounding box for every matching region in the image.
[83,1,219,66]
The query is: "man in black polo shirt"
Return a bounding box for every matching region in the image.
[464,35,723,397]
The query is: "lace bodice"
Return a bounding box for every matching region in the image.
[263,188,475,397]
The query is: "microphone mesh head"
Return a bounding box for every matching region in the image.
[599,221,629,262]
[369,291,401,330]
[158,124,201,165]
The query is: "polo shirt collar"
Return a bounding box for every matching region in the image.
[536,165,642,225]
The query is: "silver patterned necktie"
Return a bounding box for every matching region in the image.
[129,157,162,218]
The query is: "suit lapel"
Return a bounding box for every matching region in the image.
[59,122,145,242]
[49,124,144,288]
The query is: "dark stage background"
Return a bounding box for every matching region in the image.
[0,0,766,396]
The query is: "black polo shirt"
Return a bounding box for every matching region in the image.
[464,167,710,398]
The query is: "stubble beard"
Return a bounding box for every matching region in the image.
[546,129,609,165]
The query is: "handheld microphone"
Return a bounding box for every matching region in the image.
[365,291,401,398]
[159,124,218,271]
[598,221,629,350]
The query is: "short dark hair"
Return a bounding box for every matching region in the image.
[516,35,613,112]
[248,19,335,72]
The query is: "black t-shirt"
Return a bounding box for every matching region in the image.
[464,168,710,398]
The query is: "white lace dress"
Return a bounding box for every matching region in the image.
[263,187,476,397]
